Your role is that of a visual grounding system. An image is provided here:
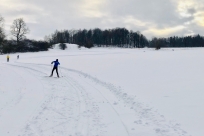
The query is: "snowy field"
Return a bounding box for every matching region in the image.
[0,44,204,136]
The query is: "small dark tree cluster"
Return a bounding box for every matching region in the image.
[85,41,94,48]
[59,43,67,50]
[150,38,166,50]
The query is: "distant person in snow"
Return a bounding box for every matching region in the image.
[17,55,19,59]
[7,55,9,62]
[50,59,60,77]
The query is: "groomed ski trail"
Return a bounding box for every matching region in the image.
[0,62,190,136]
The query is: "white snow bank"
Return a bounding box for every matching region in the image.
[52,43,87,50]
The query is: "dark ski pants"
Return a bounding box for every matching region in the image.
[50,67,59,77]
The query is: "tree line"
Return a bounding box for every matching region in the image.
[150,35,204,49]
[0,15,51,54]
[45,28,149,48]
[45,29,204,49]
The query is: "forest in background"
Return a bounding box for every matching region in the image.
[46,29,204,50]
[1,15,204,54]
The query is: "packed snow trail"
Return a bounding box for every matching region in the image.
[0,62,190,136]
[0,64,45,135]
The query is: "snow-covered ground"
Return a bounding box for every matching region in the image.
[0,44,203,136]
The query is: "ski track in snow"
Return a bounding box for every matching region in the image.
[0,62,191,136]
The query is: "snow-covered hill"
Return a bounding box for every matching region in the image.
[0,44,204,136]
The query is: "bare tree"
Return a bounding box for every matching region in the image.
[0,15,4,27]
[10,18,29,45]
[0,15,5,40]
[0,15,6,53]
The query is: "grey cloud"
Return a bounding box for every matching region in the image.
[1,0,204,40]
[106,0,179,27]
[187,8,196,15]
[113,0,198,29]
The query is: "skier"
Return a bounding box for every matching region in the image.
[17,55,19,59]
[7,55,9,62]
[50,59,60,77]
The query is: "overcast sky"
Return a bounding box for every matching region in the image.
[0,0,204,40]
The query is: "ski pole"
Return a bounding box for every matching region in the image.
[50,64,53,76]
[59,66,63,77]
